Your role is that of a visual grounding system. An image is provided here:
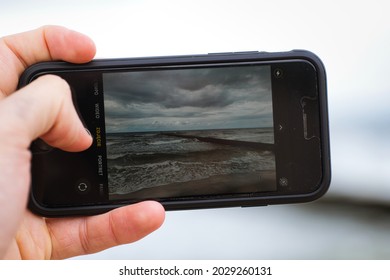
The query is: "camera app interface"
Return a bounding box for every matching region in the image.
[102,65,276,200]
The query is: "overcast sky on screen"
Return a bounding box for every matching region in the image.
[102,65,272,132]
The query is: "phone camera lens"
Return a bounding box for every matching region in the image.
[30,139,53,154]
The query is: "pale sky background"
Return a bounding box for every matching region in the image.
[1,0,390,259]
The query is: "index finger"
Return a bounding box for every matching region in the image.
[0,25,96,97]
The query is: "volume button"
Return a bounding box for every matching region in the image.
[207,52,234,55]
[233,51,260,54]
[207,51,260,56]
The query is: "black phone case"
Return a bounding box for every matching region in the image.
[19,50,331,217]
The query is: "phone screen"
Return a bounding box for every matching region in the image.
[101,65,276,201]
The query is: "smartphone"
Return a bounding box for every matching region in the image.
[19,50,330,217]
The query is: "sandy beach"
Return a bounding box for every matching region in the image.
[110,170,275,200]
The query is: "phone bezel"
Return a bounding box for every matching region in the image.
[19,50,331,217]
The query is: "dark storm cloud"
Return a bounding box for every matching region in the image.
[103,65,273,132]
[104,66,270,108]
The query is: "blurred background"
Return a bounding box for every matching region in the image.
[1,0,390,259]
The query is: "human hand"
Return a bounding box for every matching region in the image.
[0,26,165,259]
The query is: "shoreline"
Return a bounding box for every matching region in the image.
[163,132,274,151]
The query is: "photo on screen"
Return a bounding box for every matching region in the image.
[102,65,276,200]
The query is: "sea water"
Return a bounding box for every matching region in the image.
[106,128,275,196]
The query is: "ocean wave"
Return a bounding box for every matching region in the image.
[106,128,275,195]
[148,139,186,145]
[108,150,274,194]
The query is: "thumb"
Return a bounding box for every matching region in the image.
[0,74,92,151]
